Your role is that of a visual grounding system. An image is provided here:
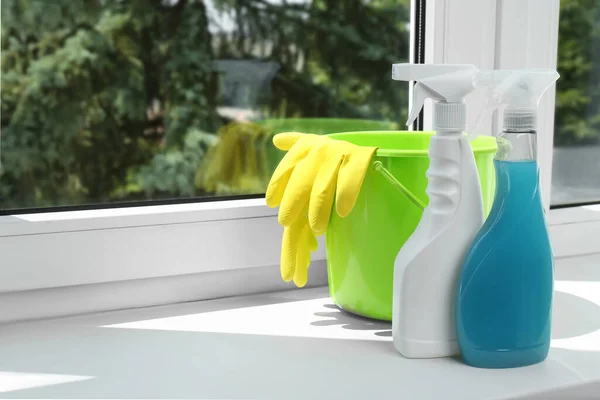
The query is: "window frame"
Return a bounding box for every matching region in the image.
[424,0,600,255]
[1,0,598,322]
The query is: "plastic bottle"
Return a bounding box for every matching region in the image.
[391,64,484,358]
[456,69,560,368]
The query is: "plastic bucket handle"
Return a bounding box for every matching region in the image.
[372,160,426,211]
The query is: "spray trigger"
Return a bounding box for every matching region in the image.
[466,97,497,141]
[406,82,439,127]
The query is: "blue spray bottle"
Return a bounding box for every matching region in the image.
[456,69,560,368]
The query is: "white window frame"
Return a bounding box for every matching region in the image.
[1,0,598,323]
[424,0,600,259]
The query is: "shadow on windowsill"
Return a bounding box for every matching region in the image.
[311,303,392,337]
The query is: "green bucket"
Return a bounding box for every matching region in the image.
[325,131,497,321]
[256,118,397,173]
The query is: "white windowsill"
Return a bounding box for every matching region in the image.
[0,199,598,324]
[548,204,600,258]
[1,255,599,399]
[0,198,275,237]
[0,199,326,296]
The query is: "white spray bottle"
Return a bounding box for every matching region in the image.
[391,63,484,358]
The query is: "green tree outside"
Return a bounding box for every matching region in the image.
[1,0,410,209]
[554,0,600,146]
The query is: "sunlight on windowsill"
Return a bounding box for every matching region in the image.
[551,280,600,352]
[103,280,600,353]
[0,371,94,394]
[104,297,393,342]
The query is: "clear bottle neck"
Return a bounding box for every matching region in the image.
[495,130,537,162]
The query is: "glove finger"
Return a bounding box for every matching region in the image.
[266,137,315,208]
[336,146,377,218]
[278,143,329,226]
[293,223,312,287]
[280,224,300,282]
[273,132,304,151]
[309,151,344,235]
[307,228,318,252]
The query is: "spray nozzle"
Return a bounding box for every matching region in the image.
[392,63,479,131]
[473,69,559,132]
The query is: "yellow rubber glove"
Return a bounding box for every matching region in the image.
[280,213,318,287]
[266,132,376,287]
[267,132,377,234]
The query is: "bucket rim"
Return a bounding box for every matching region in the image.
[255,117,395,124]
[327,131,498,157]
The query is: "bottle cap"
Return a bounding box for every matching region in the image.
[434,102,466,132]
[503,108,537,132]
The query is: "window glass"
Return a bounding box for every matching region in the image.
[0,0,411,211]
[551,0,600,206]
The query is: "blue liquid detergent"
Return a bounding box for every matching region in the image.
[457,159,554,368]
